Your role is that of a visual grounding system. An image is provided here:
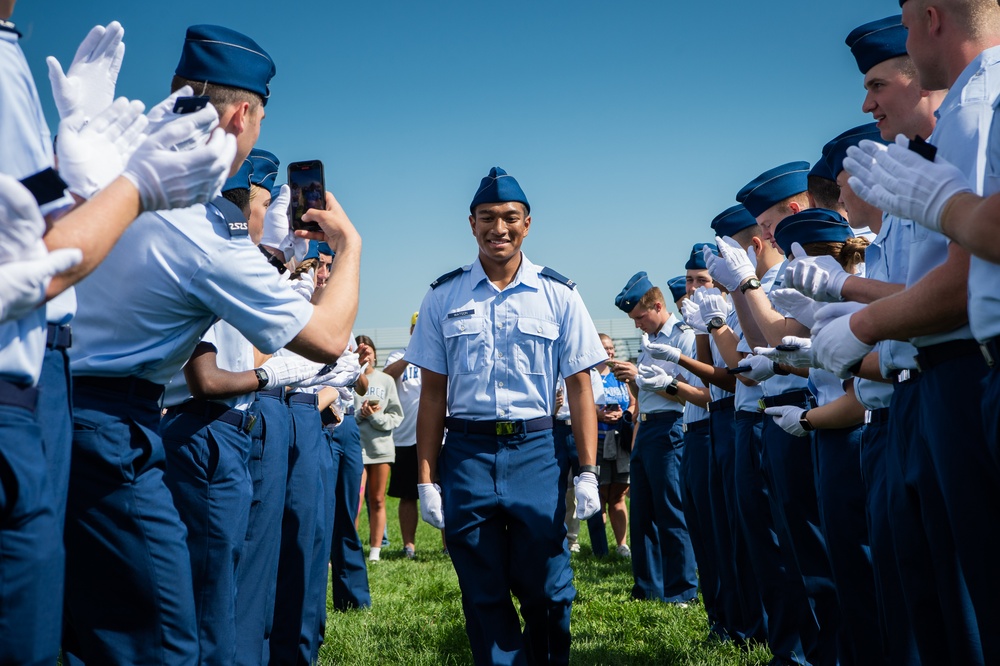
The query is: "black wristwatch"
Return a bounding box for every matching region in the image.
[254,367,269,391]
[799,411,815,432]
[740,277,762,294]
[579,465,600,476]
[706,316,726,333]
[664,378,680,396]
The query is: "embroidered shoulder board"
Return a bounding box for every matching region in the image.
[678,322,693,332]
[539,266,576,289]
[431,267,464,289]
[209,196,250,239]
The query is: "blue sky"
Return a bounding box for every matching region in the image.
[15,0,896,329]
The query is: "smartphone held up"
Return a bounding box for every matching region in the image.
[287,160,325,233]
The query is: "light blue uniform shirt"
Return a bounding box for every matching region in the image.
[759,264,809,397]
[404,254,606,421]
[910,46,1000,347]
[683,374,709,424]
[734,264,781,412]
[809,368,845,408]
[968,49,1000,341]
[708,332,735,404]
[856,222,902,410]
[70,203,313,386]
[0,31,57,385]
[635,315,695,415]
[163,320,256,410]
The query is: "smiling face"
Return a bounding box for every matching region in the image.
[862,57,933,141]
[469,201,531,268]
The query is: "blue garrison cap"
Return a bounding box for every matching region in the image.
[685,242,717,270]
[809,139,838,182]
[846,16,908,75]
[247,149,279,191]
[303,241,320,262]
[773,208,853,256]
[316,242,333,256]
[175,25,275,104]
[667,276,687,304]
[711,204,757,238]
[824,123,887,178]
[737,162,811,218]
[222,157,252,192]
[615,271,654,313]
[470,167,530,214]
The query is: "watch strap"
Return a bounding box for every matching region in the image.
[740,278,762,294]
[254,368,269,391]
[578,465,600,476]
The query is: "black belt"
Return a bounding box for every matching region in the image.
[735,410,760,422]
[286,392,318,406]
[683,418,710,434]
[980,337,1000,370]
[170,399,255,434]
[916,338,981,372]
[639,411,681,423]
[258,387,284,399]
[708,396,735,413]
[46,323,72,350]
[445,416,553,437]
[867,408,891,425]
[759,389,813,410]
[0,378,38,412]
[74,375,164,402]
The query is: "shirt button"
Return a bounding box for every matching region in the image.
[498,352,503,358]
[498,381,504,387]
[459,324,465,331]
[536,326,542,332]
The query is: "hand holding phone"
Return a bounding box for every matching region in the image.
[287,160,325,233]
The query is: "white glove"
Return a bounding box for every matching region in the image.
[742,354,777,382]
[56,97,148,199]
[0,175,46,262]
[746,244,758,270]
[764,406,810,438]
[702,243,740,291]
[289,275,315,301]
[418,483,445,529]
[680,298,709,334]
[122,105,236,212]
[260,355,325,389]
[574,472,600,520]
[784,242,850,303]
[641,333,680,363]
[845,135,973,234]
[635,363,674,392]
[143,86,198,135]
[755,336,815,368]
[810,308,874,379]
[716,235,758,290]
[292,355,365,389]
[770,287,823,328]
[0,250,83,323]
[46,22,125,122]
[260,184,292,251]
[811,301,867,338]
[692,286,732,322]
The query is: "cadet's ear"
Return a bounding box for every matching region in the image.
[221,101,252,136]
[469,214,476,235]
[788,200,803,215]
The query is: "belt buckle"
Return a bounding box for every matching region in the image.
[864,410,872,425]
[245,414,257,434]
[757,398,766,412]
[639,413,647,423]
[495,420,517,436]
[897,369,911,383]
[981,343,996,368]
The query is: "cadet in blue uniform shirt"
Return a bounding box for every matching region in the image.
[63,25,362,666]
[611,272,699,605]
[405,167,605,665]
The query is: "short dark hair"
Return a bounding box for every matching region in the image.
[222,188,250,215]
[808,175,843,211]
[170,76,264,117]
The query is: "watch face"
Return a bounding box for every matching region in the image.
[709,317,725,329]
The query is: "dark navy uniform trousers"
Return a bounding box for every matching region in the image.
[327,414,371,611]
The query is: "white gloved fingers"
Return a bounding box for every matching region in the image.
[746,244,758,270]
[742,354,776,382]
[789,242,807,261]
[0,175,47,262]
[810,314,874,379]
[47,22,126,122]
[764,406,808,437]
[144,86,194,131]
[0,248,83,323]
[260,184,292,249]
[417,483,445,529]
[44,247,84,275]
[855,138,890,161]
[574,472,601,520]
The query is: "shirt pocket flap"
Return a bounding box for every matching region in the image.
[443,316,487,338]
[516,317,560,340]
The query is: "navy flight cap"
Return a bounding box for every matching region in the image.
[711,204,758,238]
[615,271,654,313]
[248,149,280,191]
[222,157,252,193]
[773,208,853,257]
[846,16,908,75]
[175,25,276,104]
[685,242,717,271]
[823,123,887,179]
[667,276,687,304]
[737,162,810,218]
[470,167,530,214]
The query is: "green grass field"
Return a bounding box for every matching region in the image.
[319,496,772,665]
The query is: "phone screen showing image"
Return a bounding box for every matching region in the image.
[287,160,325,232]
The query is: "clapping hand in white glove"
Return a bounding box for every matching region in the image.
[57,97,148,199]
[811,304,873,378]
[681,298,709,334]
[574,472,600,520]
[764,406,811,437]
[741,354,777,383]
[292,354,365,389]
[755,336,815,368]
[0,175,46,262]
[418,483,445,529]
[641,333,681,363]
[260,355,325,389]
[770,287,823,328]
[845,135,973,233]
[811,301,867,338]
[122,104,236,212]
[716,235,758,290]
[784,242,850,303]
[259,184,293,253]
[692,286,732,321]
[47,22,125,123]
[702,243,740,291]
[635,363,674,392]
[0,250,83,323]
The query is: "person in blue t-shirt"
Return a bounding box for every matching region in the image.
[595,333,635,557]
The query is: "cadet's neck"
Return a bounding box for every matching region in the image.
[481,251,523,290]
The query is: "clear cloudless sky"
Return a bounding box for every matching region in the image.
[15,0,898,329]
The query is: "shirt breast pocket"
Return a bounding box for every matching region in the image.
[442,316,488,375]
[514,317,560,376]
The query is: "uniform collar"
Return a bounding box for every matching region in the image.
[935,45,1000,121]
[652,314,681,339]
[470,252,540,291]
[0,19,20,39]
